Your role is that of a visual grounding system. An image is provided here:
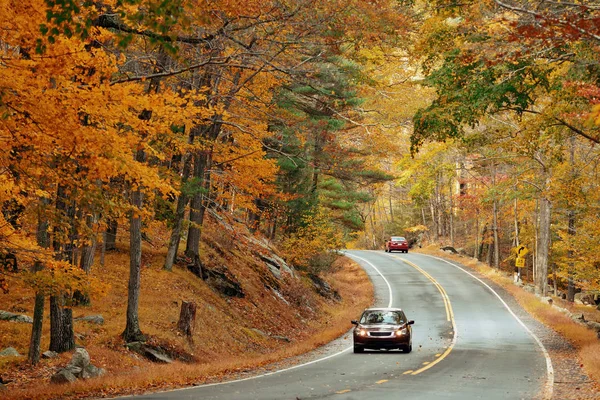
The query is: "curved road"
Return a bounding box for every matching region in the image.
[131,251,552,399]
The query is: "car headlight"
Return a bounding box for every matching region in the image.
[396,328,408,336]
[357,329,367,337]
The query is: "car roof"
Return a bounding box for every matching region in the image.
[363,307,404,312]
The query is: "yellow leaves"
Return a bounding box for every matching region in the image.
[591,104,600,127]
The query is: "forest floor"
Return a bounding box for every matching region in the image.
[0,216,373,400]
[418,246,600,399]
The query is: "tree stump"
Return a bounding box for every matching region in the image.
[177,301,197,337]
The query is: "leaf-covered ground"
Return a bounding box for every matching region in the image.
[0,216,373,399]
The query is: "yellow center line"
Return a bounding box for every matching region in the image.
[403,370,414,375]
[393,256,458,376]
[336,389,351,394]
[376,379,388,384]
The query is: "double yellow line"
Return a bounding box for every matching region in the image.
[395,256,457,376]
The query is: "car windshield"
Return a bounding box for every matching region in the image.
[391,237,405,242]
[360,310,405,325]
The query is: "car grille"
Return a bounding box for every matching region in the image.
[369,332,392,337]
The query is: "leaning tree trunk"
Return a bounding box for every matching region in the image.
[535,196,552,296]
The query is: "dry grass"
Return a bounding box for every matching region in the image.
[0,219,373,400]
[418,246,600,388]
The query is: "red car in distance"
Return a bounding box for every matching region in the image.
[385,236,409,253]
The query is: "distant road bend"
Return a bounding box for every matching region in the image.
[128,250,553,400]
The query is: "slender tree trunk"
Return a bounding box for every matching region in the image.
[474,214,480,259]
[478,223,488,262]
[567,135,577,302]
[535,196,552,296]
[567,210,576,302]
[165,132,194,271]
[49,185,75,353]
[29,207,50,364]
[492,198,499,269]
[186,149,211,260]
[123,149,146,342]
[105,219,118,251]
[389,182,394,223]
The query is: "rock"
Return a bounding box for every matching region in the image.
[571,313,586,323]
[272,335,291,342]
[540,296,553,305]
[0,347,20,357]
[69,348,91,370]
[50,369,77,384]
[0,310,32,323]
[81,364,106,379]
[74,315,104,325]
[142,347,172,363]
[202,266,245,298]
[64,365,82,376]
[308,274,341,301]
[575,292,595,305]
[586,321,600,333]
[523,285,536,294]
[125,341,144,353]
[441,246,458,254]
[42,350,59,359]
[250,329,268,338]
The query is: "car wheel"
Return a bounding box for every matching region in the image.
[385,248,388,252]
[353,345,364,353]
[404,344,412,353]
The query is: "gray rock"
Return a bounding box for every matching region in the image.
[64,365,83,376]
[42,350,59,359]
[68,348,90,369]
[575,292,595,305]
[0,347,20,357]
[81,364,106,379]
[250,328,268,338]
[586,321,600,332]
[272,335,291,342]
[50,369,77,384]
[571,313,586,323]
[143,347,172,363]
[0,310,32,323]
[74,315,104,325]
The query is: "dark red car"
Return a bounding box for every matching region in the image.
[385,236,409,253]
[351,308,414,353]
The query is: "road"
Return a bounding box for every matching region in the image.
[129,250,552,400]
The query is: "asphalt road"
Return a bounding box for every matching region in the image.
[128,250,552,400]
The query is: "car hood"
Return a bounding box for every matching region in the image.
[359,324,403,330]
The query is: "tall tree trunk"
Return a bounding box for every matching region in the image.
[186,149,211,260]
[567,135,577,302]
[105,219,118,251]
[49,296,74,352]
[123,149,146,342]
[29,210,49,365]
[49,185,75,353]
[567,209,576,302]
[492,198,500,269]
[164,131,194,271]
[535,196,552,296]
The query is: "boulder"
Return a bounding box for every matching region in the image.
[74,315,104,325]
[441,246,458,254]
[0,347,20,357]
[586,321,600,333]
[50,369,77,385]
[42,350,59,359]
[81,364,106,379]
[575,292,595,305]
[203,267,245,298]
[68,348,90,369]
[0,310,32,323]
[540,296,553,305]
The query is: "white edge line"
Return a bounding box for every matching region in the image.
[422,254,554,400]
[116,251,392,399]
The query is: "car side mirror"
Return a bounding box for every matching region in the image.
[351,320,358,325]
[407,320,415,325]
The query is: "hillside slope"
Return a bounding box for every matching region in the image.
[0,214,373,399]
